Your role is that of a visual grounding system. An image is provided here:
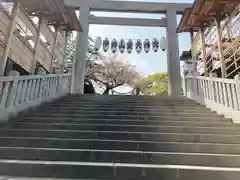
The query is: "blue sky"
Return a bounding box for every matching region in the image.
[89,0,194,77]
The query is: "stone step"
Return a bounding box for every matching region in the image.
[46,106,210,111]
[35,110,219,116]
[0,177,80,180]
[58,99,196,103]
[16,116,230,123]
[0,137,240,154]
[38,104,214,112]
[39,108,214,114]
[47,100,205,105]
[0,160,239,179]
[57,100,195,105]
[1,129,240,144]
[43,106,211,111]
[0,147,239,167]
[22,113,225,120]
[3,94,238,179]
[61,94,192,99]
[53,98,197,102]
[6,122,240,135]
[52,103,202,107]
[57,102,198,106]
[48,103,206,108]
[55,99,197,102]
[15,118,234,127]
[57,96,195,102]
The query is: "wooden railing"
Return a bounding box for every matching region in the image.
[184,76,240,123]
[0,73,71,120]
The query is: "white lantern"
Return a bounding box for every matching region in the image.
[119,39,125,54]
[94,37,102,51]
[127,39,133,54]
[144,39,150,53]
[152,38,159,52]
[111,39,118,53]
[160,37,167,51]
[135,39,142,54]
[102,38,109,52]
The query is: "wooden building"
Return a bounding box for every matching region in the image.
[0,0,80,76]
[177,0,240,79]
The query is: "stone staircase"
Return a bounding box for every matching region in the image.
[0,95,240,179]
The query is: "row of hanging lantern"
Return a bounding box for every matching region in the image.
[95,37,168,54]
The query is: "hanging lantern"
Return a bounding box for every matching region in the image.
[102,38,110,52]
[127,39,133,54]
[135,39,142,54]
[152,38,159,52]
[111,39,118,53]
[119,39,125,54]
[160,37,167,51]
[94,37,102,51]
[144,39,150,53]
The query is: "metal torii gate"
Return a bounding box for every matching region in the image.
[64,0,192,97]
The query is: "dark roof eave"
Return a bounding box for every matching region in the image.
[180,50,192,61]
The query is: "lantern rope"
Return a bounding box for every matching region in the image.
[95,36,167,53]
[92,36,161,41]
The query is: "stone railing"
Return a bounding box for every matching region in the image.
[184,76,240,123]
[0,74,71,120]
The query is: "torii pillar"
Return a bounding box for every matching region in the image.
[71,2,90,94]
[166,9,182,97]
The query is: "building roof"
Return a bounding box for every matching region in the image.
[5,0,81,31]
[177,0,238,33]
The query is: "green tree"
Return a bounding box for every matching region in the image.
[136,72,168,96]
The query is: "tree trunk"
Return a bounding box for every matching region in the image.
[84,79,95,94]
[103,83,123,95]
[103,88,110,94]
[136,87,140,96]
[103,85,112,95]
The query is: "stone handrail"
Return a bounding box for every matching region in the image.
[184,76,240,123]
[0,73,71,120]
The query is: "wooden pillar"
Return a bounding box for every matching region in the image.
[215,14,226,78]
[190,30,198,95]
[199,25,208,76]
[31,16,44,74]
[61,31,69,73]
[50,26,60,73]
[0,2,20,76]
[227,15,238,69]
[190,30,197,74]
